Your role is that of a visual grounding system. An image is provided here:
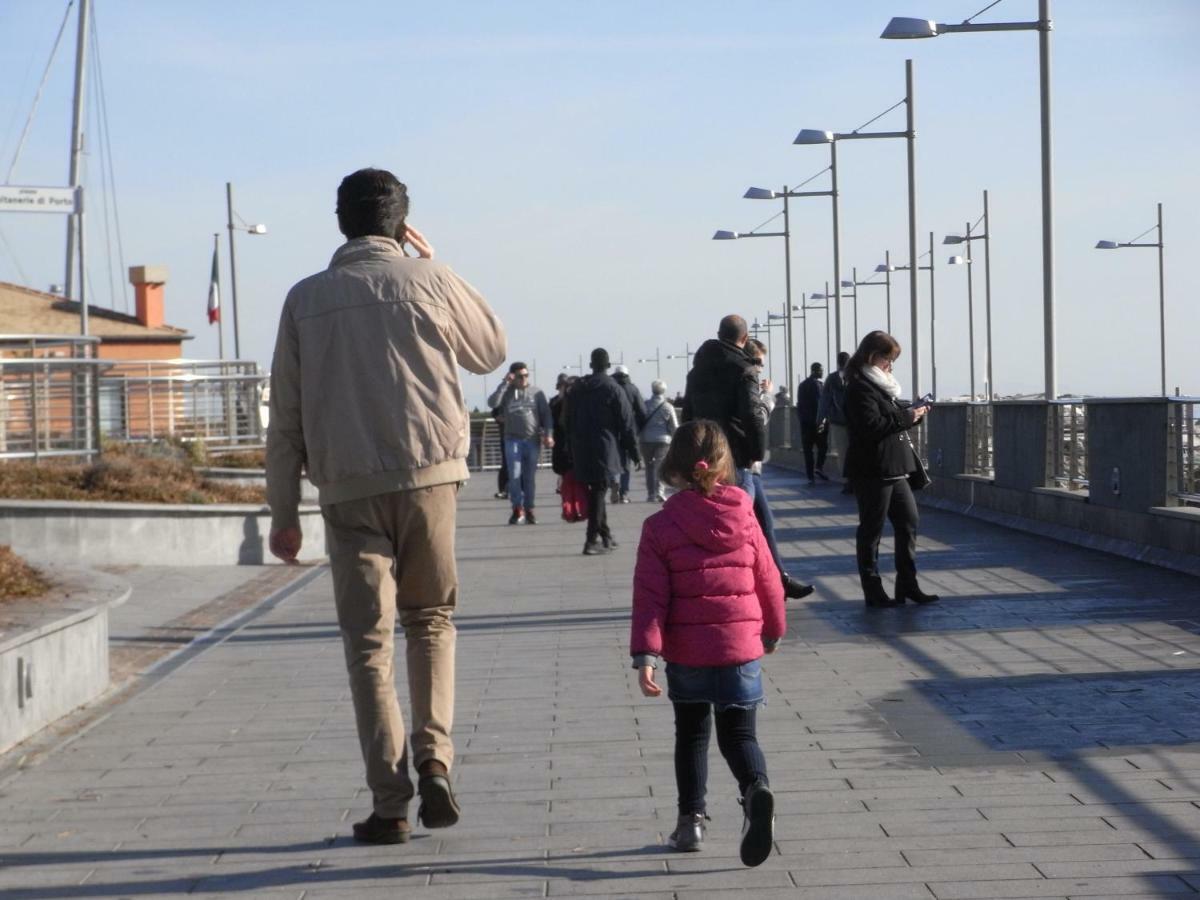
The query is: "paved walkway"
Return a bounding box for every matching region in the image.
[2,469,1200,898]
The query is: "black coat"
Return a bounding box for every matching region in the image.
[549,393,572,475]
[613,374,648,430]
[681,339,766,469]
[844,371,919,479]
[566,372,640,486]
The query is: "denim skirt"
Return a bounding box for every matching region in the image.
[665,659,764,711]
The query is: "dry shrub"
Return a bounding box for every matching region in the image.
[0,441,265,505]
[207,449,267,470]
[0,545,49,601]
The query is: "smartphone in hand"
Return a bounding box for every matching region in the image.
[912,393,934,411]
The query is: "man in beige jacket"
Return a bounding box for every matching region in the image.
[267,168,506,845]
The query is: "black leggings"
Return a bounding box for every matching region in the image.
[673,701,767,815]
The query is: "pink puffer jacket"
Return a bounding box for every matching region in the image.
[630,484,786,667]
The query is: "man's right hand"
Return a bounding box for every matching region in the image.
[269,527,302,564]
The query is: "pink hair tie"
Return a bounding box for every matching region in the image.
[694,461,709,471]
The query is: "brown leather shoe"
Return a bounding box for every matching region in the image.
[352,812,411,844]
[417,761,461,828]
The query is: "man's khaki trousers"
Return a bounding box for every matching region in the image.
[324,483,458,819]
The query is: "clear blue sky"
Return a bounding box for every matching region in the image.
[2,0,1198,407]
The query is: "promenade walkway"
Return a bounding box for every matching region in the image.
[2,469,1200,898]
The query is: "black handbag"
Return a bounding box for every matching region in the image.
[902,431,931,491]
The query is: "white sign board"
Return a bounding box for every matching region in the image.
[0,185,77,214]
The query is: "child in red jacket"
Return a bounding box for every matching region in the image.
[630,419,786,867]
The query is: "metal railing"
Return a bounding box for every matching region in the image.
[1047,400,1088,491]
[0,347,266,461]
[1168,398,1200,507]
[964,402,994,477]
[468,418,553,471]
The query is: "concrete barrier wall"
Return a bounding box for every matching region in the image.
[198,467,319,503]
[768,398,1200,576]
[0,501,327,566]
[0,568,130,755]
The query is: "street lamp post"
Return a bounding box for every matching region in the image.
[878,233,937,395]
[945,191,993,398]
[225,182,267,360]
[636,348,662,380]
[842,267,890,339]
[948,224,977,400]
[883,3,1055,399]
[804,283,836,373]
[1096,202,1166,396]
[794,58,920,398]
[739,181,835,393]
[665,345,693,384]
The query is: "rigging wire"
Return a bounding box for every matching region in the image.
[92,7,131,313]
[4,1,76,184]
[850,98,906,135]
[88,48,118,315]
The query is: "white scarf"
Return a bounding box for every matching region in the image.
[861,364,902,400]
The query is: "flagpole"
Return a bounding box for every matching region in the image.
[212,233,224,361]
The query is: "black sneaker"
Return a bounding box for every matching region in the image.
[352,812,411,845]
[508,508,525,525]
[493,491,508,499]
[815,469,830,482]
[666,812,706,852]
[739,781,775,867]
[583,540,610,555]
[524,510,537,525]
[602,534,619,550]
[782,575,815,600]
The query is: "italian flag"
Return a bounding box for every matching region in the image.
[207,243,220,324]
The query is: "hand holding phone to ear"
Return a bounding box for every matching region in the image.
[403,224,435,260]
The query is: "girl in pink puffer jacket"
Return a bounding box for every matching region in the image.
[630,419,786,867]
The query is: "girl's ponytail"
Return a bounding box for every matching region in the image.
[660,420,735,496]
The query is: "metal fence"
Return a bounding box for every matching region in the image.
[0,336,266,461]
[1047,400,1088,491]
[964,402,994,477]
[1168,398,1200,507]
[468,418,553,471]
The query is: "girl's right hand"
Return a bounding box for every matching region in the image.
[638,666,662,697]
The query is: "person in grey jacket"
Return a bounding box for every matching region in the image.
[488,362,553,525]
[817,351,853,493]
[639,380,678,502]
[612,365,647,503]
[267,168,505,846]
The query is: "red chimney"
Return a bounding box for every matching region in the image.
[128,265,168,328]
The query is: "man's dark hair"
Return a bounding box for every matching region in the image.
[837,351,851,369]
[509,361,528,374]
[336,168,409,240]
[811,362,823,374]
[717,315,748,343]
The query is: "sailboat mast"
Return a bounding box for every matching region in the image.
[63,0,91,308]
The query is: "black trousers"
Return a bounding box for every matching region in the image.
[585,481,610,544]
[853,475,919,591]
[800,422,828,479]
[673,701,767,815]
[497,463,509,493]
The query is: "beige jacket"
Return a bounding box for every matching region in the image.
[266,236,506,529]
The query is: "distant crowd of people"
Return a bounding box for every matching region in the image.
[264,168,938,870]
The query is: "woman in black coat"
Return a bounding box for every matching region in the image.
[844,330,938,608]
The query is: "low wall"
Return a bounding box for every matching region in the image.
[0,567,130,755]
[0,501,327,566]
[198,467,319,503]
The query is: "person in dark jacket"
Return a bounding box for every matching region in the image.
[818,351,853,494]
[681,315,766,503]
[844,330,937,609]
[612,365,648,503]
[549,373,576,476]
[566,348,641,555]
[796,362,829,485]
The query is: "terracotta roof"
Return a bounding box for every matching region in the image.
[0,281,191,342]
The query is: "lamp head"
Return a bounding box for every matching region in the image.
[948,255,970,266]
[712,230,739,241]
[880,17,939,39]
[1095,240,1120,250]
[942,234,964,245]
[840,279,855,288]
[743,187,778,200]
[875,263,894,273]
[793,128,834,145]
[809,292,828,300]
[248,224,268,235]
